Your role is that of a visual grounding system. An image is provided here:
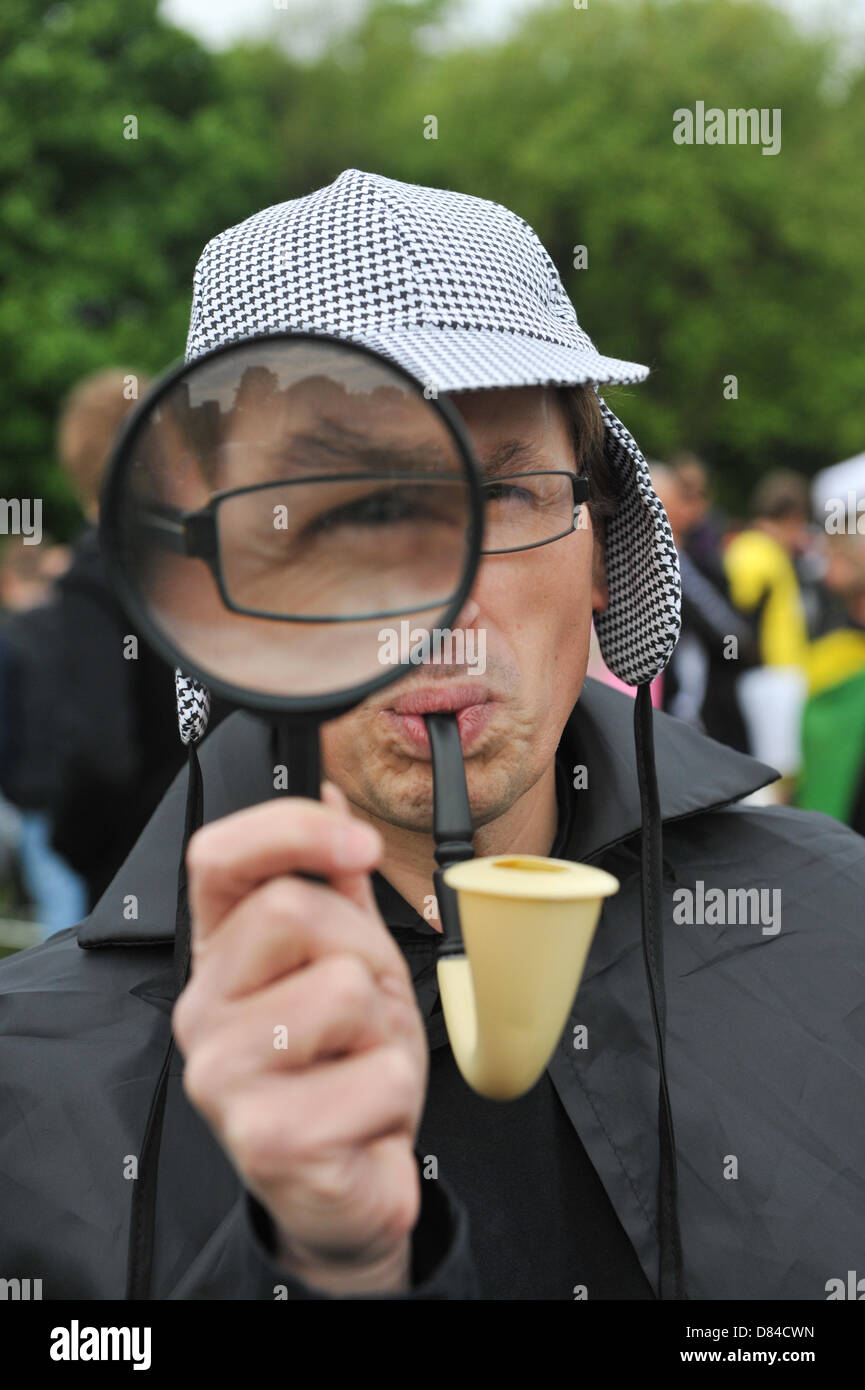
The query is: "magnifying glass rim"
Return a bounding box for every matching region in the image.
[99,328,485,720]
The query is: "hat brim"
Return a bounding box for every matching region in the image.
[351,325,650,393]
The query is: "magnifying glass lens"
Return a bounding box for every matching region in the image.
[112,336,478,703]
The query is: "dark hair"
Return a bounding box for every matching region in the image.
[750,469,810,522]
[57,368,150,509]
[556,385,619,524]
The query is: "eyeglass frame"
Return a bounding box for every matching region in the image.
[133,467,591,624]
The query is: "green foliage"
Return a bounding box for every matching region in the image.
[0,0,280,526]
[2,0,863,528]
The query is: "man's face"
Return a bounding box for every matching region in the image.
[320,385,609,833]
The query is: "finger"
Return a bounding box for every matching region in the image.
[222,1044,421,1177]
[321,781,380,917]
[187,872,410,1003]
[178,954,395,1098]
[187,798,382,942]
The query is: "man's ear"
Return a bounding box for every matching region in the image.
[591,520,610,613]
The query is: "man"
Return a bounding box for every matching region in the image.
[0,537,88,938]
[723,471,815,789]
[0,370,190,910]
[797,523,865,833]
[0,170,863,1301]
[724,470,812,670]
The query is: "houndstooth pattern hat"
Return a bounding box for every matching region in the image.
[176,168,681,744]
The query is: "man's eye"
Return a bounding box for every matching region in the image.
[484,482,537,505]
[302,489,431,535]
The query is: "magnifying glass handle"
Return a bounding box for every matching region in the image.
[272,717,325,884]
[273,716,322,802]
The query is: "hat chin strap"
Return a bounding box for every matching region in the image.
[633,681,686,1299]
[126,732,204,1300]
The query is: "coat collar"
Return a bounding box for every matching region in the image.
[79,677,777,948]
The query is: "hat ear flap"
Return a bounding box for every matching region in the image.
[175,670,210,745]
[592,399,681,685]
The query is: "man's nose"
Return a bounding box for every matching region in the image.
[451,597,481,630]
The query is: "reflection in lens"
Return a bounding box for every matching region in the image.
[114,338,476,700]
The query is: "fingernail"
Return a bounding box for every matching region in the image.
[322,780,347,809]
[336,821,380,862]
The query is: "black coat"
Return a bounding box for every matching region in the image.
[0,528,185,906]
[0,679,863,1299]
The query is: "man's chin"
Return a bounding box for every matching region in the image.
[347,727,525,834]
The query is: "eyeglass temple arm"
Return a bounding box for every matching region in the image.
[135,505,217,559]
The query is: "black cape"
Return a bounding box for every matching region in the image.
[0,678,863,1299]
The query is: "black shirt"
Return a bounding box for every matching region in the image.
[370,754,655,1300]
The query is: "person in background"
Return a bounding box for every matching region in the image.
[723,471,811,670]
[651,459,756,752]
[669,452,725,577]
[722,471,814,795]
[0,368,202,913]
[0,538,69,611]
[0,538,88,939]
[797,522,865,834]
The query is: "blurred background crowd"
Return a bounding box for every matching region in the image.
[1,0,863,950]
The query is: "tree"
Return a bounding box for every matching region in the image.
[3,0,863,525]
[0,0,281,525]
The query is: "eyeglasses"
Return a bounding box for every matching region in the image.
[134,469,590,621]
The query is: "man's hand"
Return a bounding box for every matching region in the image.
[172,782,429,1296]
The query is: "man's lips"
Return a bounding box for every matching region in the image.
[380,683,496,755]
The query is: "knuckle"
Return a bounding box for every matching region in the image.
[181,1042,224,1112]
[378,1045,419,1106]
[302,1156,355,1206]
[383,992,423,1043]
[384,1187,421,1243]
[326,954,375,1016]
[377,946,414,994]
[259,875,309,924]
[225,1104,287,1182]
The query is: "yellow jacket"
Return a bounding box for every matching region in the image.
[805,626,865,697]
[723,529,809,668]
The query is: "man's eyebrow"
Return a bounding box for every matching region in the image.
[256,421,548,478]
[266,423,455,473]
[479,439,544,477]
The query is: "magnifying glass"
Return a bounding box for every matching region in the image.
[100,331,484,795]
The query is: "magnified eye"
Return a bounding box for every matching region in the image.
[301,485,436,536]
